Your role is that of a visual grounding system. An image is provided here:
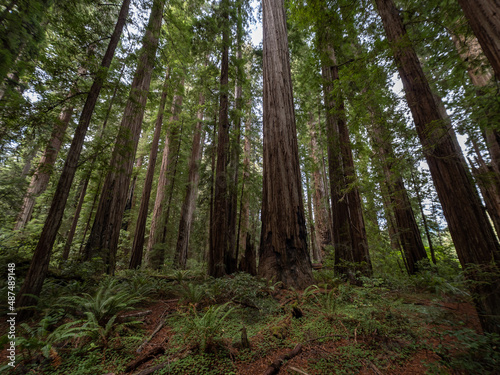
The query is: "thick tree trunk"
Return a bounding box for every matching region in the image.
[308,113,332,261]
[14,102,74,231]
[457,0,500,80]
[83,0,165,275]
[258,0,313,289]
[320,35,371,278]
[369,112,428,274]
[129,68,170,269]
[146,81,184,269]
[209,0,231,278]
[375,0,500,334]
[227,3,244,274]
[174,93,206,269]
[16,0,131,319]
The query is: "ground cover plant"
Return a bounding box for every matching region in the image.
[1,266,499,374]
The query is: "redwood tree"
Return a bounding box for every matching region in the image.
[83,0,166,274]
[375,0,500,334]
[209,0,231,278]
[457,0,500,80]
[258,0,313,289]
[129,68,170,269]
[16,0,131,319]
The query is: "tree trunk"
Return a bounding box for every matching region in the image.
[457,0,500,80]
[122,156,143,232]
[319,33,371,278]
[174,93,206,269]
[129,68,170,269]
[61,177,89,261]
[16,0,131,319]
[237,104,253,274]
[146,80,184,269]
[368,111,428,274]
[305,174,321,262]
[14,102,74,231]
[226,2,244,274]
[82,0,165,275]
[308,113,332,261]
[209,0,231,278]
[258,0,313,289]
[375,0,500,334]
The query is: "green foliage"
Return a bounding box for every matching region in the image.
[58,277,146,324]
[178,302,235,352]
[432,329,500,374]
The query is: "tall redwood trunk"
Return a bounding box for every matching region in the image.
[146,81,184,269]
[238,104,255,275]
[369,111,428,274]
[258,0,313,289]
[227,2,244,274]
[375,0,500,334]
[174,92,206,269]
[457,0,500,80]
[308,113,332,261]
[209,0,231,278]
[129,68,170,269]
[83,0,165,275]
[16,0,131,319]
[14,102,74,231]
[320,33,371,277]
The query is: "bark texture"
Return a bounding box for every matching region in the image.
[457,0,500,80]
[129,68,170,269]
[146,80,184,269]
[209,0,231,278]
[174,92,205,269]
[16,0,131,318]
[375,0,500,334]
[320,34,371,278]
[83,0,165,274]
[369,112,428,274]
[14,102,74,230]
[308,113,332,261]
[258,0,313,289]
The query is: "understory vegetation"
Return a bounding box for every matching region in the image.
[1,252,499,374]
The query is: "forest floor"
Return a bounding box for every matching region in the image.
[1,271,499,374]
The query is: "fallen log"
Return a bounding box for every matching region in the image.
[262,343,303,375]
[125,345,165,373]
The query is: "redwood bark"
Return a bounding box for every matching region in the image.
[369,112,428,274]
[258,0,313,289]
[83,0,165,275]
[375,0,500,334]
[209,0,231,278]
[457,0,500,80]
[145,81,184,269]
[14,102,74,231]
[16,0,131,319]
[320,34,371,277]
[308,113,332,261]
[174,92,206,269]
[129,68,170,269]
[227,2,244,274]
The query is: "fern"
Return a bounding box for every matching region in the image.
[180,302,235,352]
